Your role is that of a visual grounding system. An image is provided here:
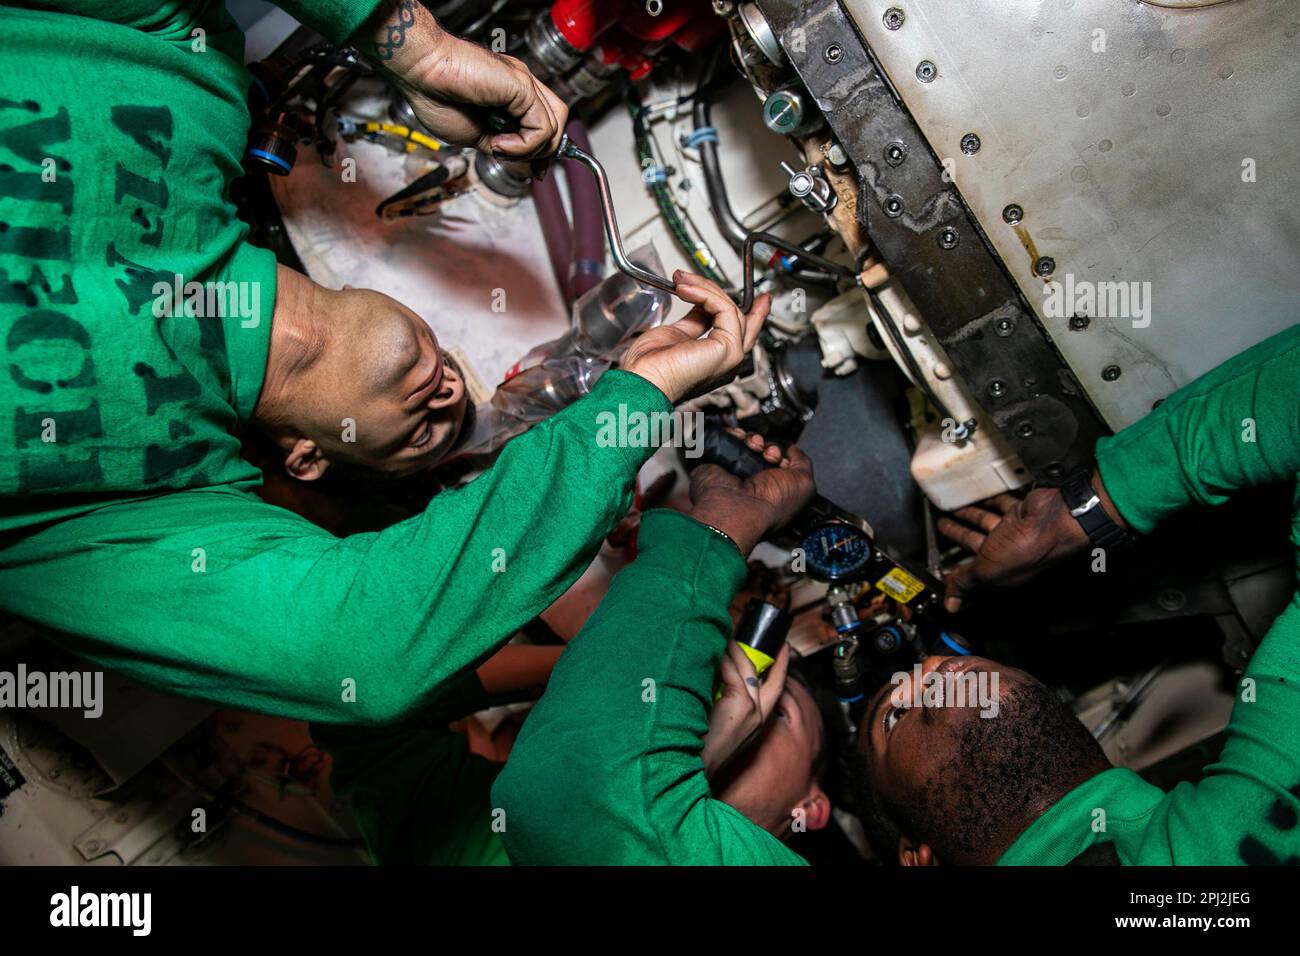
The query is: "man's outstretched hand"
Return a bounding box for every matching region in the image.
[360,1,567,160]
[622,272,771,405]
[688,431,815,556]
[937,482,1121,612]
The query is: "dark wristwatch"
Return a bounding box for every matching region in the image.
[1060,467,1130,549]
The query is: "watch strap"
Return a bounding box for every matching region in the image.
[1061,467,1129,549]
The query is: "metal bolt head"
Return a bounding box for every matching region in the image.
[937,226,960,249]
[884,141,908,166]
[916,60,937,83]
[1157,588,1186,612]
[823,43,843,64]
[1034,256,1056,276]
[987,379,1008,398]
[1016,421,1035,439]
[994,315,1016,336]
[883,7,906,30]
[1102,364,1122,381]
[884,195,904,217]
[825,142,848,166]
[1002,203,1024,224]
[960,133,981,155]
[1069,313,1090,331]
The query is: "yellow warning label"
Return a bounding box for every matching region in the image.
[876,567,925,603]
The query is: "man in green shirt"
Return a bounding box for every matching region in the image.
[495,324,1300,866]
[1,0,771,727]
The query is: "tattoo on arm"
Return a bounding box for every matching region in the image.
[373,0,418,62]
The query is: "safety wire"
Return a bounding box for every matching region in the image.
[627,91,729,288]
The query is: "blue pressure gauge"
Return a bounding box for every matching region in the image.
[801,521,873,582]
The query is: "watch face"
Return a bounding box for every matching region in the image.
[801,522,873,582]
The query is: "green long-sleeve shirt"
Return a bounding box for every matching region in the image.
[497,324,1300,866]
[1000,322,1300,865]
[1,0,675,724]
[0,0,383,529]
[493,509,806,865]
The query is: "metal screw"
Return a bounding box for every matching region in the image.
[987,379,1008,398]
[883,7,906,30]
[825,142,848,166]
[823,43,843,64]
[86,839,101,853]
[1034,256,1056,276]
[937,226,960,249]
[884,141,908,166]
[1016,421,1035,439]
[884,195,904,217]
[994,316,1016,336]
[1068,314,1090,331]
[1102,365,1122,381]
[1002,203,1023,224]
[960,132,981,155]
[916,60,937,83]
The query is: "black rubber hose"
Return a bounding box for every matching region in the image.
[693,47,750,252]
[738,230,854,312]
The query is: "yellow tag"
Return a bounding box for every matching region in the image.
[876,567,925,603]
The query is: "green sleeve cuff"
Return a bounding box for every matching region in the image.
[283,0,387,47]
[222,242,277,423]
[1094,425,1178,535]
[637,509,750,601]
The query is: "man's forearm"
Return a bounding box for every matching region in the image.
[1095,323,1300,533]
[0,371,671,724]
[353,0,447,78]
[493,509,804,865]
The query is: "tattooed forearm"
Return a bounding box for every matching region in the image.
[372,0,418,62]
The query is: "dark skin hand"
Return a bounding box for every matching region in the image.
[938,468,1129,612]
[688,430,815,556]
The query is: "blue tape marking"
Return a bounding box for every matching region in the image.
[248,148,291,173]
[938,631,968,655]
[686,126,718,147]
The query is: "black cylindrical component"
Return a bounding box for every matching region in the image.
[735,599,791,666]
[693,48,750,251]
[247,117,298,175]
[697,425,771,479]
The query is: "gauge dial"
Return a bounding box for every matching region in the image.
[800,521,873,582]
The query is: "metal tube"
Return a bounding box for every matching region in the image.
[557,134,678,294]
